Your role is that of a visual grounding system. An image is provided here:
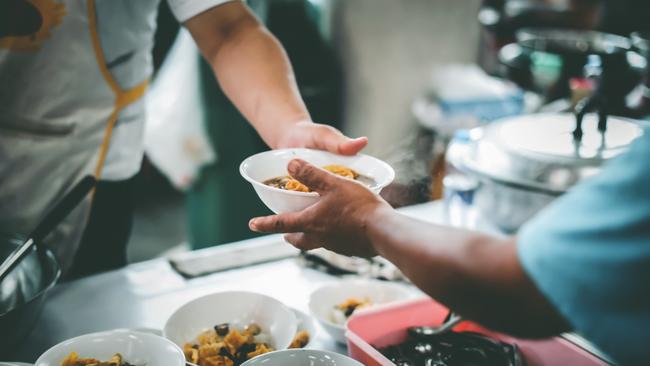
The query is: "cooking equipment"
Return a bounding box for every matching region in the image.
[408,312,464,337]
[631,31,650,117]
[0,234,60,358]
[446,102,644,231]
[499,28,645,110]
[346,297,611,366]
[0,176,96,283]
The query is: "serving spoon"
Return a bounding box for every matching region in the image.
[0,176,96,283]
[408,312,464,337]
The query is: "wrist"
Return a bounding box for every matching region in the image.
[361,202,394,256]
[271,117,312,149]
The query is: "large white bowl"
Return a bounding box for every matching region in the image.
[163,291,297,352]
[34,329,184,366]
[309,279,417,344]
[241,349,363,366]
[240,148,395,213]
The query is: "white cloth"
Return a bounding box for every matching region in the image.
[168,0,238,23]
[0,0,234,270]
[144,29,217,190]
[98,0,235,181]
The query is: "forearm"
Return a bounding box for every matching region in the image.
[366,208,570,338]
[189,7,309,148]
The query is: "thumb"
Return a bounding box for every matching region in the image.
[288,159,335,194]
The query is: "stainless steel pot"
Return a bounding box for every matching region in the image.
[0,234,60,358]
[447,106,645,232]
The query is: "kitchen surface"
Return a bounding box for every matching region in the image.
[2,1,650,366]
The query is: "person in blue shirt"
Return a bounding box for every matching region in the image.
[249,128,650,365]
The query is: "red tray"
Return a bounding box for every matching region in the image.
[346,297,609,366]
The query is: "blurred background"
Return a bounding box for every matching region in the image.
[129,0,650,262]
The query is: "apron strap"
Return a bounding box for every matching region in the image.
[87,0,149,179]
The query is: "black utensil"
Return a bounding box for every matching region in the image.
[0,175,96,283]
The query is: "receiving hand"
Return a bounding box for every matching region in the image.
[276,120,368,155]
[248,159,391,257]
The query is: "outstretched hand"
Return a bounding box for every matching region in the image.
[249,159,391,257]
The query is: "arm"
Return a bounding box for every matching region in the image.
[184,2,367,154]
[249,159,570,338]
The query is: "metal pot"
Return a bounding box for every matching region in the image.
[0,234,60,358]
[447,104,644,232]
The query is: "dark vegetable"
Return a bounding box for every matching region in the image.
[215,323,230,337]
[377,329,525,366]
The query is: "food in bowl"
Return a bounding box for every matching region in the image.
[239,149,395,213]
[60,352,135,366]
[377,328,524,366]
[331,297,372,325]
[263,165,376,192]
[287,330,310,349]
[183,323,275,366]
[35,330,185,366]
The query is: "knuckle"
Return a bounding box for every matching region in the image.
[273,219,285,231]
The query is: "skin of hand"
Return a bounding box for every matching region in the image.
[250,159,392,257]
[184,2,367,155]
[249,159,571,338]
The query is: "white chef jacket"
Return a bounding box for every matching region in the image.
[0,0,235,271]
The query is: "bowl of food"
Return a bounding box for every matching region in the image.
[239,148,395,213]
[309,279,417,344]
[240,349,363,366]
[163,291,298,365]
[34,329,185,366]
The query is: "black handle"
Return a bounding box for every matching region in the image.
[573,95,608,142]
[29,176,97,243]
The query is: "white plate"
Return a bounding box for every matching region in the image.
[34,329,184,366]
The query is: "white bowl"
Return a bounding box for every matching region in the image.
[34,329,184,366]
[241,349,363,366]
[309,279,416,344]
[240,148,395,213]
[163,291,297,352]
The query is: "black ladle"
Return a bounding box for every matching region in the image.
[409,312,464,338]
[0,176,97,283]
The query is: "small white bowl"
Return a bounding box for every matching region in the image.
[241,349,363,366]
[309,279,416,344]
[163,291,297,352]
[34,329,184,366]
[240,148,395,213]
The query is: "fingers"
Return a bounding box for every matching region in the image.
[249,211,306,233]
[338,136,368,155]
[310,124,367,156]
[287,159,335,193]
[284,233,323,251]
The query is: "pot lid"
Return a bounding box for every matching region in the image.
[516,28,631,57]
[449,112,644,194]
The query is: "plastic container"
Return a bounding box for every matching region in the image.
[346,298,609,366]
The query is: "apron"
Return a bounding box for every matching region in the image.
[0,0,159,272]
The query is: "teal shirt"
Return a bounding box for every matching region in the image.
[518,128,650,366]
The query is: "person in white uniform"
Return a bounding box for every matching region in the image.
[0,0,368,278]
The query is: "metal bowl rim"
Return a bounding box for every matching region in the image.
[0,246,61,317]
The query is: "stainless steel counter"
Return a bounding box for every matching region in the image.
[10,203,448,362]
[7,201,606,363]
